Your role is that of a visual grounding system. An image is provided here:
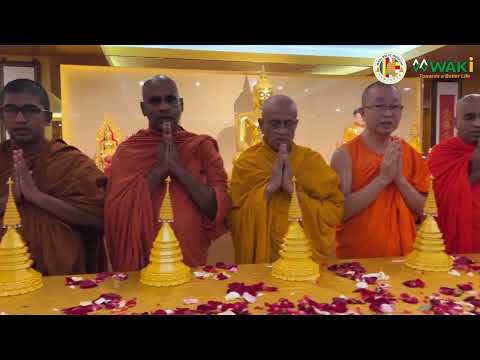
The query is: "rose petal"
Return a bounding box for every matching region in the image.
[183,298,199,305]
[79,280,98,289]
[79,301,93,307]
[400,293,419,304]
[403,279,426,288]
[448,269,461,276]
[218,310,236,315]
[242,292,257,303]
[215,273,230,281]
[356,281,369,289]
[380,303,395,313]
[225,292,242,301]
[457,283,473,291]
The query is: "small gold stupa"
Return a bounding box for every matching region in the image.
[140,176,191,287]
[0,178,43,296]
[271,177,320,281]
[405,176,452,272]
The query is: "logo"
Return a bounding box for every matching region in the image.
[411,57,474,79]
[373,53,407,84]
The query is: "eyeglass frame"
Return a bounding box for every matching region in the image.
[362,104,404,112]
[0,104,52,119]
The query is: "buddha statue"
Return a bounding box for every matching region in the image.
[234,66,273,159]
[337,108,365,147]
[95,116,122,172]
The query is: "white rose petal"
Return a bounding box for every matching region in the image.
[218,310,236,315]
[448,269,461,276]
[313,308,331,315]
[229,267,239,273]
[380,304,394,313]
[193,271,212,278]
[69,285,76,289]
[94,298,106,305]
[79,301,93,307]
[183,298,199,305]
[71,276,83,282]
[339,294,348,299]
[356,281,369,289]
[467,272,475,277]
[165,310,174,315]
[118,300,126,308]
[242,292,257,303]
[225,292,241,301]
[257,292,264,297]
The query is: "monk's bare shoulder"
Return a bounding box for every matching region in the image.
[329,144,352,194]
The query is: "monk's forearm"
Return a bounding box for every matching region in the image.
[174,167,217,220]
[147,164,168,194]
[343,176,388,221]
[30,192,104,229]
[394,176,426,215]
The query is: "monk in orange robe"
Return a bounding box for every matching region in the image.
[331,82,430,259]
[428,94,480,254]
[229,95,344,264]
[105,76,231,271]
[0,79,107,275]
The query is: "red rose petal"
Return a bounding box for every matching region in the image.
[464,296,480,307]
[215,273,229,281]
[202,265,218,273]
[100,293,122,301]
[400,293,419,304]
[79,280,98,289]
[457,283,473,291]
[403,279,426,288]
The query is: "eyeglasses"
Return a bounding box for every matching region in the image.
[0,104,51,119]
[267,119,298,130]
[363,105,404,112]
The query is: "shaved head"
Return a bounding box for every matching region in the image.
[262,95,298,119]
[456,93,480,144]
[260,95,299,151]
[361,82,401,107]
[142,75,179,99]
[140,75,183,133]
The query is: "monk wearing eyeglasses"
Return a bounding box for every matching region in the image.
[331,82,430,259]
[229,95,344,264]
[0,79,107,275]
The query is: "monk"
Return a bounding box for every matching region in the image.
[0,79,106,275]
[105,75,231,271]
[428,94,480,254]
[331,82,430,259]
[229,95,344,264]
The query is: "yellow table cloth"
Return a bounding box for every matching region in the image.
[0,255,479,315]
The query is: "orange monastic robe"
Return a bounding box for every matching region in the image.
[229,141,344,264]
[105,127,231,271]
[336,136,430,259]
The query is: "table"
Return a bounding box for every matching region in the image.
[1,255,479,315]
